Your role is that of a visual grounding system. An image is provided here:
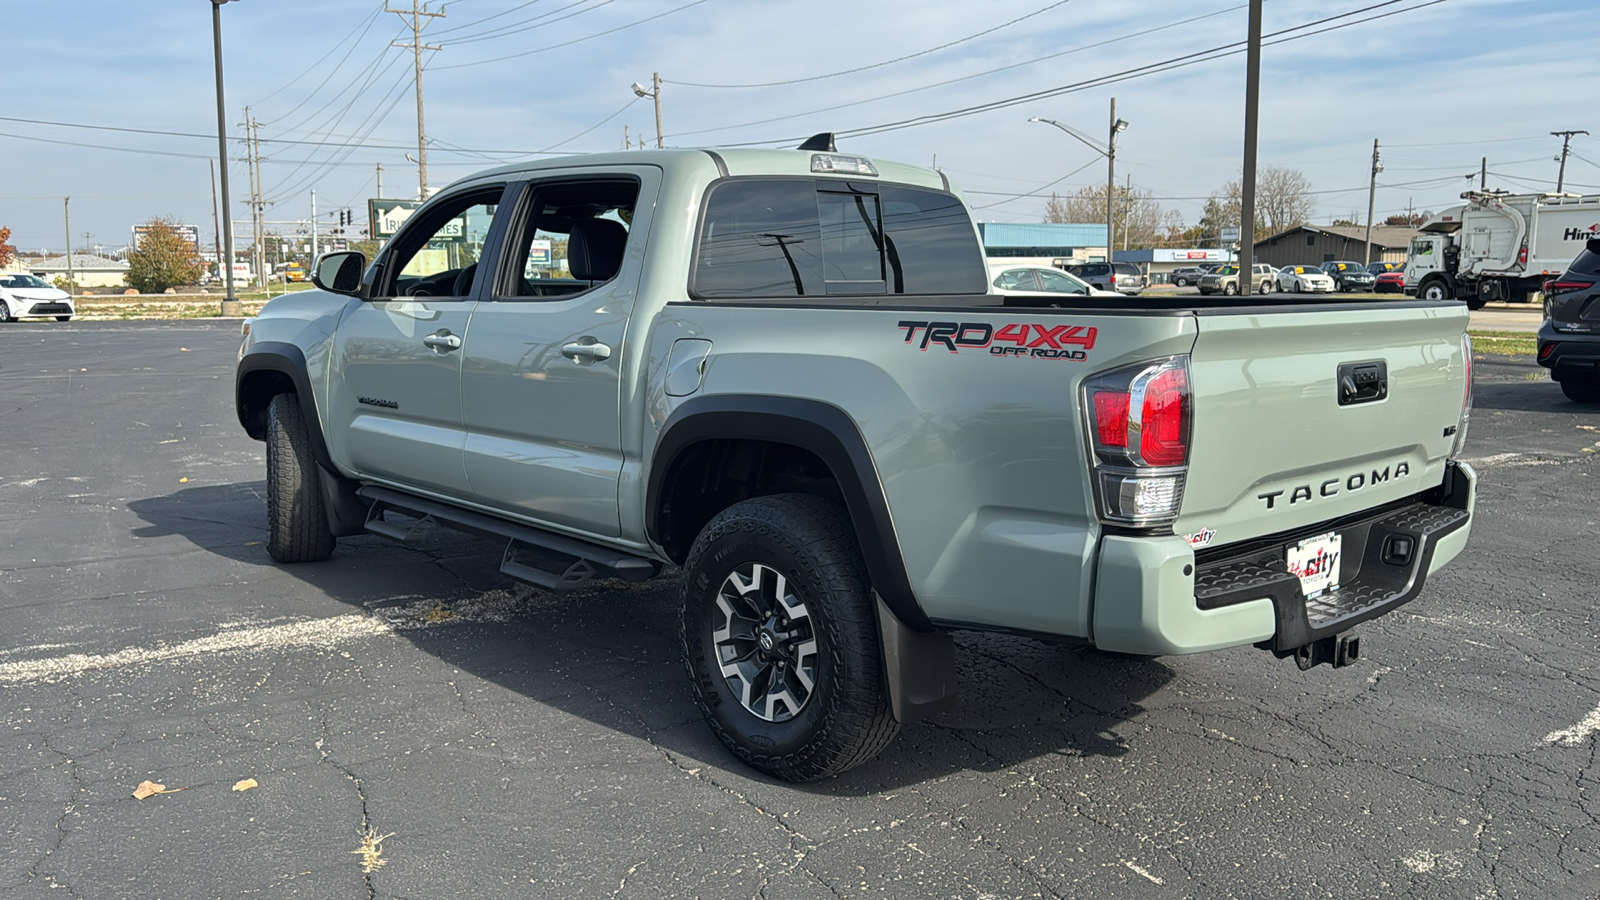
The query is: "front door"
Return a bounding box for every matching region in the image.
[327,184,509,501]
[459,170,657,537]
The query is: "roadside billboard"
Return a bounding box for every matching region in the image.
[131,223,201,254]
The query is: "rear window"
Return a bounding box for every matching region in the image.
[1571,246,1600,276]
[692,178,986,299]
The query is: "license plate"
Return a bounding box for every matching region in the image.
[1286,531,1342,599]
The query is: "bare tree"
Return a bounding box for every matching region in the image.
[1043,184,1176,249]
[1206,166,1315,238]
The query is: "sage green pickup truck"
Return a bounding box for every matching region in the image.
[236,139,1476,781]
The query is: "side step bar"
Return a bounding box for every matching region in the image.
[358,486,659,592]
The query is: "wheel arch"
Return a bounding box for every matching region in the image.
[647,395,932,632]
[237,342,334,470]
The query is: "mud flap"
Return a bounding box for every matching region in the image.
[875,594,958,723]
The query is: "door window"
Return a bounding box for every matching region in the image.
[1036,269,1087,295]
[502,180,641,299]
[994,269,1038,291]
[384,188,503,298]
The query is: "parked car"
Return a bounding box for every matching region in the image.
[1367,261,1402,275]
[1198,263,1276,296]
[1278,264,1337,293]
[1321,261,1377,292]
[1169,266,1207,287]
[988,263,1122,302]
[1537,236,1600,402]
[1374,271,1406,294]
[1065,261,1144,294]
[0,273,74,322]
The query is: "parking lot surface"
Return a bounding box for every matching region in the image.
[2,321,1597,899]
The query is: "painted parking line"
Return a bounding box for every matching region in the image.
[1544,702,1600,746]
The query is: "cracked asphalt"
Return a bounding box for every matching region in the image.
[1,320,1597,899]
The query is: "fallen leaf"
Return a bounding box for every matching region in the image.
[179,477,189,483]
[232,778,259,792]
[180,347,190,352]
[132,780,186,799]
[79,368,87,372]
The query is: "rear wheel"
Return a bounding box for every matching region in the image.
[1561,379,1600,404]
[265,393,336,563]
[681,493,900,782]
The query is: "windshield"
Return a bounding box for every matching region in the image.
[1217,266,1239,275]
[0,274,51,289]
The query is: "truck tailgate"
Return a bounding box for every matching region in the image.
[1178,302,1470,548]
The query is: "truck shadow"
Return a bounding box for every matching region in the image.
[128,482,1171,793]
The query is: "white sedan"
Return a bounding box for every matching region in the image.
[1275,264,1336,294]
[988,264,1123,304]
[0,274,75,321]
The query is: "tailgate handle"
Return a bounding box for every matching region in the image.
[1337,361,1387,406]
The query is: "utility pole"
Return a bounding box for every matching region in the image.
[311,189,318,262]
[624,125,630,150]
[1480,156,1487,191]
[1106,97,1117,262]
[210,159,224,284]
[1238,0,1263,296]
[1363,138,1381,266]
[243,109,268,289]
[1123,172,1132,251]
[375,161,384,200]
[62,197,73,295]
[631,74,664,148]
[389,1,444,200]
[1553,130,1589,193]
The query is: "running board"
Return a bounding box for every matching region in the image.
[358,486,658,591]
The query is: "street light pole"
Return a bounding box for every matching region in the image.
[1238,0,1263,297]
[211,0,240,316]
[632,74,663,148]
[1028,110,1125,262]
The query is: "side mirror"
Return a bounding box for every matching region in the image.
[311,251,367,296]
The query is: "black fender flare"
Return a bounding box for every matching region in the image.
[236,342,332,469]
[648,395,956,722]
[647,395,931,633]
[236,343,369,537]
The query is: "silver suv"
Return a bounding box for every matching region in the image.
[1066,262,1144,294]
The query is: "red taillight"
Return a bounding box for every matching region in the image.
[1539,342,1557,362]
[1544,280,1595,297]
[1093,391,1130,448]
[1139,366,1189,466]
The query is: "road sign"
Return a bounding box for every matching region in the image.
[131,223,201,254]
[369,199,467,243]
[528,239,552,266]
[1220,227,1242,243]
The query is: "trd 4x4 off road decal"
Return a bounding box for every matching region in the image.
[897,321,1098,360]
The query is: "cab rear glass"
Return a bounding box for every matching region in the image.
[691,178,987,300]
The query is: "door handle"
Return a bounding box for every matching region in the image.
[422,330,462,352]
[561,340,612,362]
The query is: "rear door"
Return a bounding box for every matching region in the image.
[326,184,511,500]
[1176,303,1470,546]
[457,168,659,538]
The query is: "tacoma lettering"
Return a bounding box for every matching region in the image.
[1257,462,1411,508]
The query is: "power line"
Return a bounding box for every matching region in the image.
[969,156,1100,210]
[667,0,1075,89]
[434,0,617,45]
[434,0,711,70]
[252,7,386,114]
[666,2,1249,141]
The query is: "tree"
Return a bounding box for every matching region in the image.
[0,227,14,269]
[1383,212,1431,227]
[126,217,204,293]
[1207,166,1316,238]
[1043,183,1178,250]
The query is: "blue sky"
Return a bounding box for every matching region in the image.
[1,0,1591,255]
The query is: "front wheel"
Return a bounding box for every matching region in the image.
[0,303,13,323]
[265,393,336,563]
[1420,279,1452,303]
[1224,281,1239,296]
[1561,380,1600,404]
[682,493,900,782]
[1174,277,1188,287]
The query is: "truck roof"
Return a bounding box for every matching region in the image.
[447,147,951,195]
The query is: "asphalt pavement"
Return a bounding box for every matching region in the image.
[1,321,1597,899]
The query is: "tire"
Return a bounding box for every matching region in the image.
[1224,281,1238,296]
[1419,278,1452,303]
[55,315,72,322]
[1174,277,1188,287]
[265,393,336,563]
[1560,380,1600,404]
[681,493,900,782]
[0,303,13,323]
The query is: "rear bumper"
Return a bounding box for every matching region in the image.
[1536,324,1600,377]
[1092,461,1475,656]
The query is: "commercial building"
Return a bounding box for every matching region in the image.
[1251,224,1417,269]
[26,254,130,289]
[977,222,1107,269]
[1113,247,1237,283]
